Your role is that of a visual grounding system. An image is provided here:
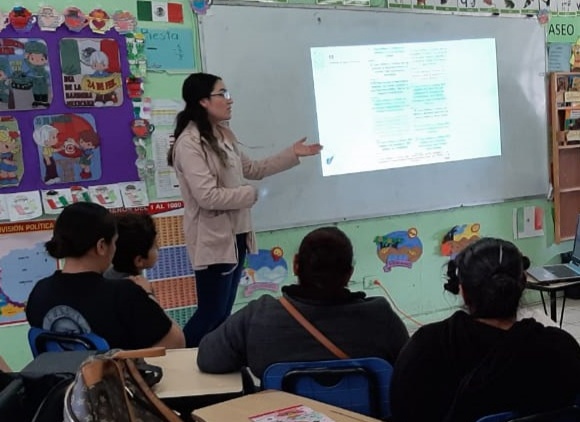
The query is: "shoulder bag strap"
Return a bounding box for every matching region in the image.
[279,297,350,359]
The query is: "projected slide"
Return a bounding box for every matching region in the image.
[311,38,501,177]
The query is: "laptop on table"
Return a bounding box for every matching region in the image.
[526,215,580,284]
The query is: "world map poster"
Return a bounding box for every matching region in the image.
[0,230,56,325]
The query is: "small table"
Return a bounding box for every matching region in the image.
[525,278,580,327]
[192,390,381,422]
[145,348,242,399]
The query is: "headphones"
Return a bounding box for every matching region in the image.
[443,259,460,294]
[443,239,530,295]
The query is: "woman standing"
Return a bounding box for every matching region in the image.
[168,73,321,347]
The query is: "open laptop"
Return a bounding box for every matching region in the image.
[527,215,580,284]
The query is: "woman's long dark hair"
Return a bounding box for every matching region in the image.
[167,73,228,167]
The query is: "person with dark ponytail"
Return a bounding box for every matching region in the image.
[391,238,580,422]
[196,227,409,378]
[168,73,322,347]
[26,203,185,350]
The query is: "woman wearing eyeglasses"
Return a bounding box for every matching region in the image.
[168,73,322,347]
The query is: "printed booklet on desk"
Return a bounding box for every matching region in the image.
[250,404,336,422]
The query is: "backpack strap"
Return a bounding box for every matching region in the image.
[111,347,166,359]
[279,297,350,359]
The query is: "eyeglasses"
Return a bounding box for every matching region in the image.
[210,90,232,100]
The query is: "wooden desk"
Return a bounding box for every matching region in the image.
[192,390,381,422]
[526,278,580,327]
[145,348,242,399]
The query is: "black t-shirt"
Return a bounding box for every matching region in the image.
[26,271,172,350]
[390,311,580,422]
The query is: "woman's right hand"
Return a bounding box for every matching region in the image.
[249,185,258,204]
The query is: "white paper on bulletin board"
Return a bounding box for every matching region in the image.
[151,128,181,198]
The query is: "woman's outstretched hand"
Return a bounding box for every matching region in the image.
[293,137,323,157]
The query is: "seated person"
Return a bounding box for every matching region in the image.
[26,203,185,350]
[104,213,158,295]
[390,238,580,422]
[197,227,410,378]
[105,212,158,279]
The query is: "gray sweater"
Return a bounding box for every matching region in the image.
[197,287,409,378]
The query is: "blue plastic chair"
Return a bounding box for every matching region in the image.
[28,327,110,358]
[262,357,393,419]
[476,406,580,422]
[476,412,517,422]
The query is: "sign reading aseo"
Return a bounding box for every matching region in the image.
[548,17,578,43]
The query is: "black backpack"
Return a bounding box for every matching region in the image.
[0,371,74,422]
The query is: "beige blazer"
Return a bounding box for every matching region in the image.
[173,122,299,268]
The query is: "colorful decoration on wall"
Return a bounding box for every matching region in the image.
[374,228,423,272]
[88,9,113,35]
[0,11,6,32]
[119,181,149,208]
[513,206,544,239]
[88,184,123,208]
[41,188,72,214]
[125,33,147,78]
[192,0,213,15]
[127,75,144,99]
[240,249,288,297]
[131,119,155,138]
[537,8,549,25]
[33,114,102,184]
[5,191,42,221]
[59,38,123,107]
[271,246,284,262]
[0,196,8,220]
[440,223,481,259]
[137,1,184,23]
[0,38,52,110]
[8,7,35,33]
[0,228,56,325]
[70,185,91,203]
[0,117,23,188]
[112,11,137,34]
[62,7,88,32]
[37,6,64,31]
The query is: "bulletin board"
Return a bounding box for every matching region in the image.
[0,24,138,193]
[0,3,198,327]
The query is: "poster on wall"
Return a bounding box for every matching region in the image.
[0,230,56,326]
[139,27,195,73]
[33,114,102,185]
[0,38,52,110]
[238,248,288,300]
[59,38,124,107]
[0,116,23,188]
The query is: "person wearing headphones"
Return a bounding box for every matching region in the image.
[390,237,580,422]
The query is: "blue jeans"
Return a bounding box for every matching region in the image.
[183,233,247,347]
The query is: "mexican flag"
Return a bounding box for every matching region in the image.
[137,1,184,23]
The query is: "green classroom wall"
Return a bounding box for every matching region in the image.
[0,1,569,371]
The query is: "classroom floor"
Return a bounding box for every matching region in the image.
[529,296,580,343]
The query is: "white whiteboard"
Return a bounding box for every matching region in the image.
[200,5,548,232]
